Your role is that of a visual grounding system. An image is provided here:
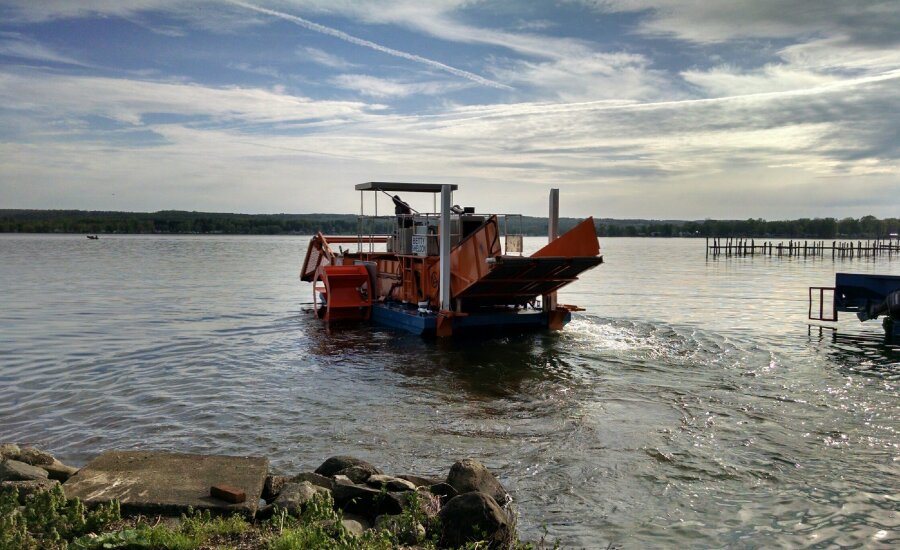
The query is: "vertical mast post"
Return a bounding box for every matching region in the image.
[439,184,452,311]
[543,188,559,312]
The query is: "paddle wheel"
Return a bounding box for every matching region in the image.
[313,264,373,321]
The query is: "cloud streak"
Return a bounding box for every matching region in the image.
[0,32,89,67]
[3,58,897,218]
[227,1,512,90]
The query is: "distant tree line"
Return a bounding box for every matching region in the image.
[1,210,897,239]
[603,215,899,239]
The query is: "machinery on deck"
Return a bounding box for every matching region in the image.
[809,273,900,339]
[301,182,603,336]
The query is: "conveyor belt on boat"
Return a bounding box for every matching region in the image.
[457,255,603,303]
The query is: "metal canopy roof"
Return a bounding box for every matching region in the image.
[354,182,458,193]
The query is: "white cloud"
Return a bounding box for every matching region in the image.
[681,64,840,97]
[489,51,672,102]
[330,74,468,98]
[779,36,900,73]
[0,69,379,126]
[585,0,900,46]
[298,46,356,69]
[229,62,283,79]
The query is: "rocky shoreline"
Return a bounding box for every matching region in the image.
[1,444,521,548]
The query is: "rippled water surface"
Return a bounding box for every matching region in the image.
[1,235,898,548]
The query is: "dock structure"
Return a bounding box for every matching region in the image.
[706,237,900,259]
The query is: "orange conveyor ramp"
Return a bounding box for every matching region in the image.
[451,217,603,306]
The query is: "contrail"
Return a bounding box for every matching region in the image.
[228,1,512,90]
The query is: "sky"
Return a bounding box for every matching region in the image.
[1,0,898,219]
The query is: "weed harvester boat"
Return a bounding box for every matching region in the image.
[301,182,603,336]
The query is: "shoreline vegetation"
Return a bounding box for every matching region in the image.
[1,210,898,239]
[1,444,558,550]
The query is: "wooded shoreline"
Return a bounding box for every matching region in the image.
[2,209,898,239]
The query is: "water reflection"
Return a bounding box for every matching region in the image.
[306,317,577,399]
[807,325,900,378]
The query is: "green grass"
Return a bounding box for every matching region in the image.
[0,485,558,549]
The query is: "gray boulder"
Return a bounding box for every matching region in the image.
[336,464,378,484]
[17,447,54,466]
[341,517,367,537]
[332,475,354,486]
[42,459,78,482]
[0,459,50,482]
[446,459,508,505]
[272,481,328,515]
[315,456,382,478]
[366,474,417,492]
[398,474,442,487]
[291,472,334,491]
[438,492,512,548]
[262,474,289,502]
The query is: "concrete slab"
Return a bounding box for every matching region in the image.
[62,451,268,517]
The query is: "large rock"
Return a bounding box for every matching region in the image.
[315,456,382,478]
[0,444,20,460]
[262,474,289,502]
[17,447,54,466]
[366,474,416,492]
[272,481,327,515]
[438,492,512,549]
[341,517,367,537]
[446,459,508,505]
[42,459,78,482]
[398,474,442,488]
[332,482,403,518]
[291,472,334,491]
[1,479,59,503]
[336,464,378,484]
[332,475,354,486]
[0,459,50,482]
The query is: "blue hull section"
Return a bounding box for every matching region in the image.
[371,302,570,336]
[835,273,900,312]
[834,273,900,340]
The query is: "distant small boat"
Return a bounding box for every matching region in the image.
[86,235,99,240]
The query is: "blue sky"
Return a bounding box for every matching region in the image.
[1,0,898,218]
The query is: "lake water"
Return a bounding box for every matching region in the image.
[1,234,898,548]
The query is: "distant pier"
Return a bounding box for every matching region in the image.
[706,237,900,259]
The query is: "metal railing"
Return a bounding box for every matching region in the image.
[809,286,837,321]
